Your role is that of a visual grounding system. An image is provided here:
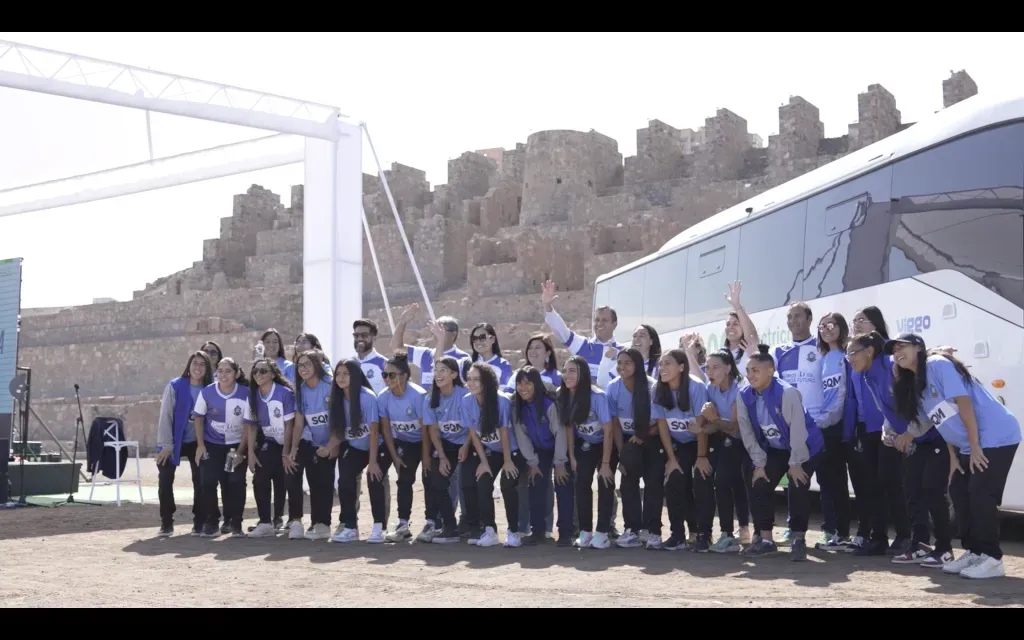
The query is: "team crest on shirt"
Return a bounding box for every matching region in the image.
[406,406,415,417]
[274,407,282,418]
[211,407,218,415]
[930,384,938,398]
[806,352,816,362]
[366,370,375,378]
[233,406,242,416]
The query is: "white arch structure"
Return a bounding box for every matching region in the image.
[0,39,435,359]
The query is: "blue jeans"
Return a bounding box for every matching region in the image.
[531,447,575,539]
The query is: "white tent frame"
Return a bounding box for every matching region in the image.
[0,39,436,359]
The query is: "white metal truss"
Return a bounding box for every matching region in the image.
[0,38,438,365]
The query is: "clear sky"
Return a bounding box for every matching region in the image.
[1,32,1020,310]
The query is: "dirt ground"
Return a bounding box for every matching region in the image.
[2,459,1023,608]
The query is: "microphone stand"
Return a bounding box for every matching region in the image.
[54,384,89,506]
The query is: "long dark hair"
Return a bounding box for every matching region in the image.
[199,341,223,367]
[654,349,691,412]
[850,331,886,363]
[387,351,412,384]
[247,357,293,423]
[619,348,651,437]
[524,334,558,372]
[557,355,593,427]
[430,356,464,409]
[470,322,502,362]
[511,366,552,426]
[216,356,249,388]
[707,348,741,383]
[294,349,327,415]
[181,351,214,386]
[637,324,661,375]
[469,361,500,438]
[295,333,331,367]
[892,343,976,423]
[856,306,890,341]
[260,328,287,359]
[329,358,373,439]
[818,311,851,355]
[724,311,745,360]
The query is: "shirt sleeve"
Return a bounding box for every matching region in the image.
[736,394,767,469]
[543,309,585,355]
[782,387,810,466]
[363,391,380,425]
[157,383,175,448]
[193,389,209,417]
[596,391,612,425]
[597,354,618,389]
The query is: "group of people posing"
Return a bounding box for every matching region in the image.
[154,280,1020,580]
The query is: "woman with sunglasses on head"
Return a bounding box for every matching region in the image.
[155,350,214,537]
[848,307,912,556]
[461,362,525,547]
[420,355,472,544]
[374,352,431,544]
[737,345,824,561]
[654,349,711,551]
[606,348,659,549]
[192,357,249,538]
[243,358,297,538]
[285,349,335,540]
[812,312,857,552]
[510,365,573,546]
[700,348,751,553]
[888,334,1021,578]
[326,359,384,543]
[559,355,616,549]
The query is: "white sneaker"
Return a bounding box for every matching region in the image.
[645,533,663,550]
[386,521,412,542]
[416,521,437,543]
[589,532,611,549]
[288,521,305,540]
[637,529,650,543]
[943,551,982,575]
[959,554,1006,580]
[247,522,276,538]
[366,523,385,544]
[575,531,594,548]
[476,527,500,547]
[333,523,346,538]
[504,531,522,548]
[305,523,331,541]
[330,527,359,543]
[616,529,642,549]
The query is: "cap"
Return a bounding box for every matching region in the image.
[883,332,926,355]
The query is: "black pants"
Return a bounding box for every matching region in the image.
[619,436,666,536]
[750,449,821,534]
[428,440,464,531]
[816,427,852,537]
[158,440,220,527]
[199,441,246,527]
[393,440,431,523]
[847,424,887,542]
[574,440,619,534]
[529,447,576,539]
[950,444,1018,561]
[903,441,952,552]
[714,436,751,534]
[337,446,392,528]
[287,440,335,527]
[664,440,700,538]
[253,441,291,524]
[475,449,529,531]
[879,443,912,540]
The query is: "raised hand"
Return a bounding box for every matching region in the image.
[541,280,558,307]
[725,281,743,311]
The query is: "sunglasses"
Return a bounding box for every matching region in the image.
[471,334,490,342]
[818,322,837,332]
[254,367,271,375]
[382,371,401,379]
[844,347,866,361]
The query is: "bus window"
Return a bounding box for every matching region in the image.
[684,228,740,328]
[608,266,646,344]
[736,201,807,314]
[643,248,687,333]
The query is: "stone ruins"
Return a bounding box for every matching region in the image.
[16,71,978,452]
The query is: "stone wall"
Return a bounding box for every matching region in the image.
[17,73,976,426]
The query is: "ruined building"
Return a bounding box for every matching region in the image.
[17,72,978,451]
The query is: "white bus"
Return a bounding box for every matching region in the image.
[594,89,1024,512]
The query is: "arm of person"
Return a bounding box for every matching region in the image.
[657,418,676,466]
[548,403,569,467]
[781,387,810,467]
[421,423,432,471]
[156,383,175,454]
[291,411,306,456]
[192,391,208,457]
[469,429,490,465]
[513,417,539,468]
[735,396,767,469]
[597,352,618,388]
[390,304,418,354]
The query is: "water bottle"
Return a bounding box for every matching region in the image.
[224,449,238,472]
[253,339,265,362]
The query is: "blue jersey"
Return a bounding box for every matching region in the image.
[244,382,296,446]
[606,376,656,436]
[775,337,825,425]
[297,377,334,447]
[358,351,388,395]
[818,349,848,429]
[652,376,709,444]
[342,387,382,451]
[423,385,471,446]
[193,382,249,446]
[570,387,613,444]
[706,379,740,441]
[461,391,517,455]
[377,383,428,444]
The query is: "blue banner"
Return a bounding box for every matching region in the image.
[0,257,23,437]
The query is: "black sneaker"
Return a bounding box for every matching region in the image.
[888,536,911,556]
[200,523,220,538]
[190,525,202,537]
[853,539,888,556]
[694,533,711,553]
[521,533,541,546]
[220,522,232,535]
[432,526,460,544]
[274,518,287,532]
[663,535,687,551]
[157,524,173,538]
[230,525,245,538]
[742,537,779,557]
[556,535,574,548]
[790,538,807,562]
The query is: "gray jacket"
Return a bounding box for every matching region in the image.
[156,382,177,449]
[736,385,811,468]
[511,400,568,468]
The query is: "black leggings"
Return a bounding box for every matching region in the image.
[392,440,429,523]
[286,440,335,527]
[619,436,666,536]
[664,440,700,538]
[903,441,952,552]
[574,440,619,534]
[950,444,1018,561]
[714,436,751,535]
[428,440,464,531]
[750,449,821,534]
[477,449,529,532]
[253,441,289,524]
[337,446,392,528]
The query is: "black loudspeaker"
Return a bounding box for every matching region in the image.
[0,438,9,503]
